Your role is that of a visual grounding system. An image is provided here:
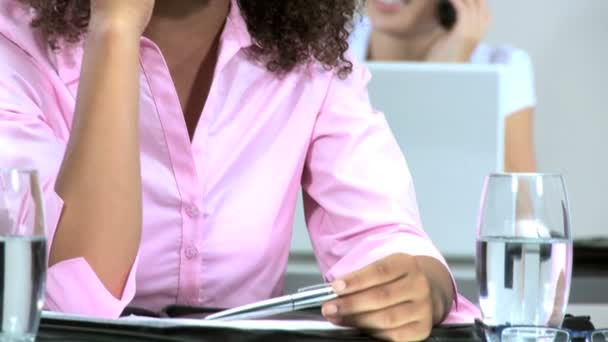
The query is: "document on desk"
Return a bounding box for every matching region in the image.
[42,310,355,333]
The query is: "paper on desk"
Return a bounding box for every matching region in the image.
[42,310,354,333]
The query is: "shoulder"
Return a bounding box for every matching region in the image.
[309,53,373,117]
[0,1,63,114]
[0,0,56,75]
[472,43,537,114]
[471,43,534,74]
[348,15,371,63]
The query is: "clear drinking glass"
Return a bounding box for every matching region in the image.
[0,169,47,342]
[476,173,573,340]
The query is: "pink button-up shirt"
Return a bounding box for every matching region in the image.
[0,0,479,322]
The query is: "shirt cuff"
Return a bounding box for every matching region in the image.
[42,187,137,318]
[44,257,137,318]
[442,294,480,325]
[324,231,480,324]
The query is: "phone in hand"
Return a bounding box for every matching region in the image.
[437,0,457,30]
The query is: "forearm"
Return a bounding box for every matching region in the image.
[504,107,537,173]
[414,256,455,325]
[52,25,142,298]
[505,144,537,172]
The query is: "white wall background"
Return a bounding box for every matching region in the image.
[485,0,608,239]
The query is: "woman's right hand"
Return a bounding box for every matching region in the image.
[89,0,156,37]
[427,0,491,62]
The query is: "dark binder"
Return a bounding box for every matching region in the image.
[39,302,597,342]
[574,238,608,271]
[39,306,479,341]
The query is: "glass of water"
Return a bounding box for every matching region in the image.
[0,169,46,342]
[476,173,573,339]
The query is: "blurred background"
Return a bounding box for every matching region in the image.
[287,0,608,306]
[487,0,608,241]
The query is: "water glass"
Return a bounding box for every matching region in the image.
[476,173,573,340]
[0,169,46,342]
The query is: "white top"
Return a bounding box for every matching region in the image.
[350,17,537,117]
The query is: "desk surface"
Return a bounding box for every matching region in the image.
[38,321,477,342]
[38,307,608,342]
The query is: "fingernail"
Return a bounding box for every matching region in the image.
[332,280,346,292]
[323,304,338,316]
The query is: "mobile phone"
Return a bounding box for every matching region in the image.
[437,0,457,30]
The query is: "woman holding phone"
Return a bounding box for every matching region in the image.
[0,0,478,341]
[351,0,537,173]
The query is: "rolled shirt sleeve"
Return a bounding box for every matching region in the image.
[302,60,480,323]
[500,47,537,116]
[0,34,136,318]
[482,45,537,118]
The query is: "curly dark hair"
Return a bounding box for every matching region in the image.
[19,0,362,77]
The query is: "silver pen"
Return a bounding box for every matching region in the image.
[205,284,338,321]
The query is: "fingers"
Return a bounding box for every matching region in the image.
[478,0,492,32]
[331,254,416,296]
[329,302,433,341]
[333,299,433,331]
[324,270,429,316]
[371,321,433,342]
[460,0,482,14]
[449,0,468,19]
[443,0,489,53]
[448,0,489,30]
[325,254,437,342]
[448,0,475,35]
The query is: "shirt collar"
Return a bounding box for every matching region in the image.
[0,1,53,66]
[53,0,252,87]
[224,0,252,49]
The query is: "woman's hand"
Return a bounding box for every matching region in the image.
[322,254,455,342]
[427,0,491,62]
[89,0,156,37]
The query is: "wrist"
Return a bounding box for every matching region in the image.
[460,38,479,61]
[88,16,143,43]
[414,255,456,325]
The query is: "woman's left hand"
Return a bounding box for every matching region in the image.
[322,254,453,342]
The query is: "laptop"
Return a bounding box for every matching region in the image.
[365,62,504,257]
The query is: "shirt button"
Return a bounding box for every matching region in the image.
[184,204,200,218]
[185,246,199,259]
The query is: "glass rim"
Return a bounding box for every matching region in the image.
[475,319,608,340]
[488,172,564,178]
[502,326,568,332]
[501,327,571,340]
[0,168,39,175]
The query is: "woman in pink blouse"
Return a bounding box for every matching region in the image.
[0,0,478,340]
